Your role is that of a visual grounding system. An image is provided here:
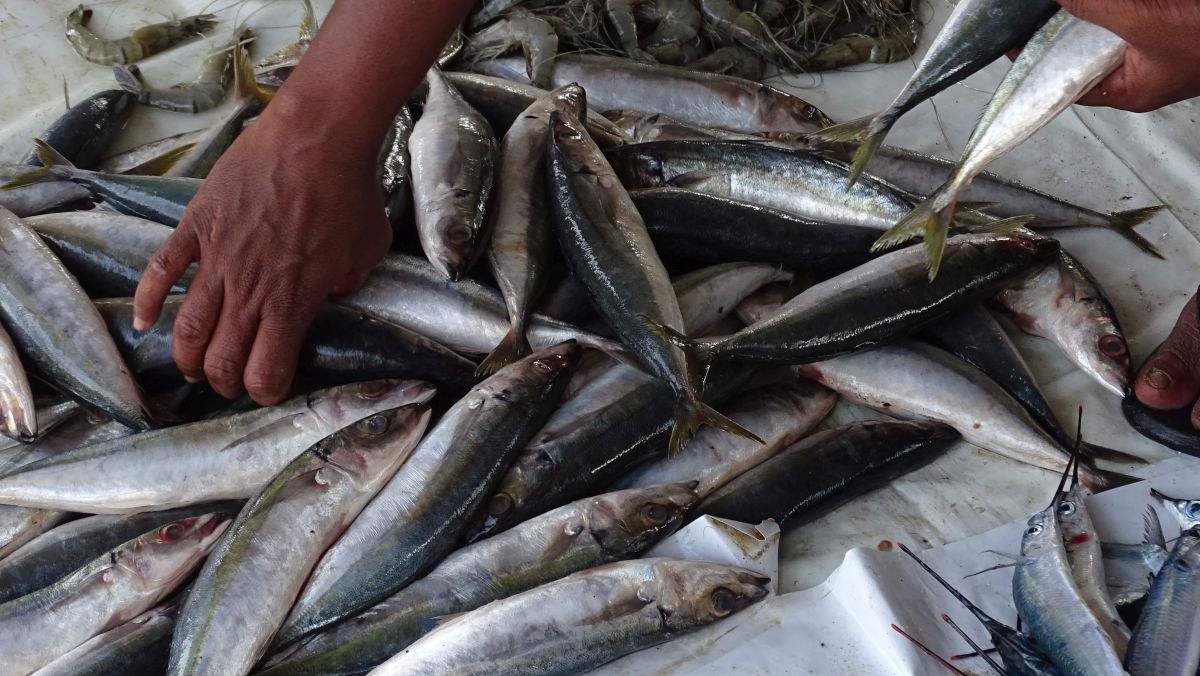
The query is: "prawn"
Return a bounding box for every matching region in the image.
[642,0,701,51]
[686,44,765,80]
[604,0,657,61]
[463,11,559,88]
[113,29,251,113]
[65,5,217,66]
[698,0,808,70]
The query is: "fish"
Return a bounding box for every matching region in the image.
[0,164,92,216]
[1124,527,1200,676]
[169,404,432,676]
[613,381,836,498]
[256,483,699,675]
[734,281,802,326]
[693,233,1058,364]
[380,106,414,230]
[480,84,588,374]
[813,0,1058,186]
[276,343,579,647]
[1123,396,1200,457]
[0,380,435,513]
[255,0,318,89]
[0,321,35,443]
[631,187,881,273]
[1152,488,1200,530]
[0,511,229,675]
[993,251,1132,397]
[0,502,242,605]
[471,53,832,134]
[410,66,498,280]
[34,602,178,676]
[337,253,626,359]
[548,111,758,452]
[367,558,770,675]
[670,262,793,337]
[877,11,1127,277]
[696,421,959,525]
[26,210,190,298]
[64,5,216,66]
[21,90,136,168]
[0,205,151,429]
[95,128,207,175]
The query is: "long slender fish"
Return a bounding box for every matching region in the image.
[257,484,699,676]
[697,421,960,525]
[994,251,1132,397]
[481,84,587,373]
[169,404,432,676]
[614,381,835,497]
[21,90,136,168]
[548,111,757,451]
[368,559,770,676]
[0,205,150,429]
[1124,527,1200,676]
[277,344,579,647]
[472,53,832,133]
[0,512,229,675]
[0,380,435,513]
[1152,488,1200,530]
[411,66,497,280]
[0,322,35,443]
[34,602,178,676]
[815,0,1058,185]
[878,11,1128,277]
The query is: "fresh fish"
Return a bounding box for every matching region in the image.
[548,111,757,452]
[26,210,189,298]
[380,107,414,230]
[671,262,793,337]
[608,140,917,229]
[697,421,959,525]
[410,66,497,280]
[257,484,698,676]
[696,234,1058,364]
[1012,464,1126,676]
[1124,527,1200,676]
[95,128,207,175]
[879,11,1127,276]
[0,511,229,675]
[21,90,136,168]
[0,205,150,429]
[0,165,92,216]
[1124,396,1200,457]
[734,282,802,326]
[338,253,626,359]
[367,558,770,675]
[481,84,587,374]
[863,146,1164,257]
[276,344,579,647]
[1101,506,1167,611]
[994,251,1132,397]
[472,53,832,134]
[97,297,478,394]
[0,506,67,564]
[255,0,318,89]
[169,404,432,676]
[64,6,216,66]
[631,187,880,273]
[814,0,1058,185]
[1152,488,1200,530]
[795,341,1111,486]
[0,321,35,443]
[614,381,835,497]
[34,602,178,676]
[0,502,242,605]
[0,380,435,513]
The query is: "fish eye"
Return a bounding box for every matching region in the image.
[1186,502,1200,519]
[1098,335,1127,359]
[362,415,388,435]
[486,493,513,517]
[1058,502,1076,516]
[711,588,737,616]
[1026,525,1043,536]
[643,503,669,525]
[359,381,389,399]
[158,522,186,542]
[448,224,473,243]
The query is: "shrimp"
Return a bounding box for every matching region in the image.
[686,44,766,80]
[113,29,251,113]
[468,0,532,31]
[642,0,701,51]
[256,0,319,89]
[463,11,560,88]
[65,5,217,66]
[605,0,657,61]
[698,0,808,69]
[802,29,919,71]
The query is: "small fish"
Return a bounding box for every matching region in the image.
[1151,488,1200,530]
[21,90,135,168]
[1124,527,1200,676]
[380,107,414,230]
[34,602,178,676]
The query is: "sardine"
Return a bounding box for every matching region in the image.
[34,602,178,676]
[0,380,435,513]
[0,205,150,429]
[368,558,770,675]
[411,66,497,280]
[257,484,698,676]
[0,321,35,443]
[1124,527,1200,676]
[481,84,587,373]
[0,512,229,675]
[169,404,432,676]
[21,90,136,169]
[697,421,959,525]
[277,344,579,647]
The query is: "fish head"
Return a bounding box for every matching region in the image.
[653,559,770,631]
[483,341,582,399]
[587,482,700,554]
[311,379,437,429]
[550,83,587,120]
[323,403,433,485]
[1069,297,1131,397]
[1018,509,1061,558]
[1055,483,1095,549]
[1151,487,1200,529]
[118,511,233,592]
[462,451,546,543]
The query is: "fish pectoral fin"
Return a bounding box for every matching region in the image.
[1142,504,1166,549]
[963,214,1035,236]
[477,326,531,377]
[217,413,306,455]
[664,170,715,190]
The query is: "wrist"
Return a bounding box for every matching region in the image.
[256,89,386,172]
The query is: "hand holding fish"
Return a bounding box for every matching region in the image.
[1057,0,1200,112]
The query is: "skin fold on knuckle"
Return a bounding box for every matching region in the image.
[204,350,247,394]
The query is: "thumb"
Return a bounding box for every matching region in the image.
[1054,0,1148,41]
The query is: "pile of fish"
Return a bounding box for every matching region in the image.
[0,1,1190,674]
[899,454,1200,676]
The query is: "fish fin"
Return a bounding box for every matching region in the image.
[477,327,530,377]
[217,413,305,455]
[112,64,144,94]
[1080,464,1140,491]
[954,201,1001,214]
[298,0,318,41]
[921,206,955,281]
[844,125,889,190]
[2,139,75,188]
[807,112,874,144]
[960,214,1035,236]
[640,314,700,351]
[1079,442,1146,466]
[232,32,273,108]
[1142,504,1166,549]
[0,166,51,190]
[872,194,938,251]
[962,561,1017,579]
[33,138,76,171]
[431,611,471,628]
[1107,206,1166,259]
[670,398,763,455]
[125,143,197,176]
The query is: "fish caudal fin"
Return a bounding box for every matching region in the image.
[233,30,273,108]
[873,191,956,280]
[1079,442,1146,466]
[965,214,1036,236]
[126,143,197,176]
[670,397,764,454]
[112,64,144,94]
[2,139,74,189]
[806,112,890,189]
[1107,206,1166,259]
[477,327,530,377]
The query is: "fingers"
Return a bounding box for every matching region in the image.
[243,299,320,405]
[1134,294,1200,413]
[203,289,261,399]
[134,230,199,331]
[172,269,224,384]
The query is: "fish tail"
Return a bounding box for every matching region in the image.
[872,190,955,279]
[126,142,197,176]
[1107,206,1166,259]
[298,0,318,41]
[670,397,764,455]
[1078,462,1139,491]
[112,63,144,94]
[2,139,71,189]
[477,327,531,377]
[807,112,874,144]
[232,30,272,108]
[1079,441,1146,466]
[964,214,1036,236]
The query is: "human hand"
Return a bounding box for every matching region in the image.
[1133,292,1200,428]
[132,101,392,405]
[1057,0,1200,112]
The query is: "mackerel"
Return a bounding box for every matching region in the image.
[1124,527,1200,676]
[0,321,34,443]
[0,164,91,216]
[380,106,414,229]
[22,90,135,168]
[34,602,178,676]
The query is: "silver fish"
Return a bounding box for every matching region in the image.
[672,262,793,337]
[1125,527,1200,676]
[34,602,178,676]
[0,321,35,443]
[0,164,92,216]
[1152,487,1200,530]
[95,128,208,175]
[368,558,770,675]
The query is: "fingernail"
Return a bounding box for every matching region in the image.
[1145,368,1172,390]
[132,318,149,332]
[184,375,203,384]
